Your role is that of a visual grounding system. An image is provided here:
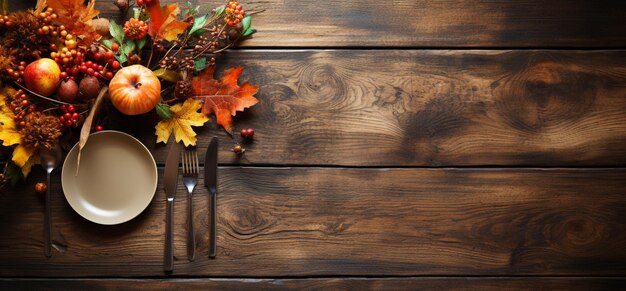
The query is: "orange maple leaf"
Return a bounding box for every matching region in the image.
[191,66,259,134]
[46,0,100,45]
[146,0,190,42]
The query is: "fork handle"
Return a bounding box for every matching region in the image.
[187,191,195,261]
[164,198,174,272]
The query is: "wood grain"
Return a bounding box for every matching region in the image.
[2,277,625,290]
[105,50,626,166]
[0,167,624,277]
[91,0,626,47]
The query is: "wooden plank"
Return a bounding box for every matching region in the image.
[91,0,626,47]
[0,167,624,277]
[109,50,626,166]
[2,277,625,290]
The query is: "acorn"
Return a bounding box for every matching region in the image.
[35,182,47,194]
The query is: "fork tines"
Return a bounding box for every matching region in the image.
[182,147,199,175]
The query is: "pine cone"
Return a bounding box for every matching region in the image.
[174,80,192,99]
[20,112,62,150]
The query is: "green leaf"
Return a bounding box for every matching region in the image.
[136,38,147,51]
[115,53,127,65]
[101,39,114,50]
[153,69,182,82]
[213,5,225,17]
[242,15,251,33]
[4,161,21,186]
[133,7,141,19]
[109,20,124,45]
[156,103,174,120]
[189,14,208,36]
[122,40,136,56]
[241,27,256,37]
[194,57,206,73]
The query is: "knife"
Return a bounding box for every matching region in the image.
[205,136,218,258]
[163,140,181,272]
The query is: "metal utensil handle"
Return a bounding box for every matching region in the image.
[209,190,217,258]
[164,198,174,272]
[44,172,52,258]
[187,193,195,261]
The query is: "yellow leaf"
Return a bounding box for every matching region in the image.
[12,144,35,168]
[0,87,22,146]
[155,98,209,147]
[21,152,39,177]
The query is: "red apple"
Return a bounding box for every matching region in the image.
[24,58,61,97]
[109,65,160,115]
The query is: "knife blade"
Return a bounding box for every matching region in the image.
[204,136,218,258]
[163,140,180,272]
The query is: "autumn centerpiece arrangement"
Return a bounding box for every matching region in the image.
[0,0,261,188]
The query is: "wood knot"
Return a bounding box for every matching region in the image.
[297,63,347,105]
[494,57,597,133]
[545,215,607,255]
[225,201,275,237]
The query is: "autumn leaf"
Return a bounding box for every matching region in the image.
[155,98,209,147]
[191,66,259,134]
[0,87,21,146]
[12,144,37,177]
[46,0,100,45]
[0,87,37,177]
[146,0,190,42]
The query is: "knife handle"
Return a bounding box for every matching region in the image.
[209,191,217,258]
[164,198,174,272]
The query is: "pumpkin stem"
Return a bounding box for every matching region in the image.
[134,82,142,89]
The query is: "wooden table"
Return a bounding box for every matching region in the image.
[2,0,626,289]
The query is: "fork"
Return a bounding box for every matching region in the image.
[182,147,199,261]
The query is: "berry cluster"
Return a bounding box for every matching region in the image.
[124,18,148,40]
[240,128,254,139]
[135,0,153,6]
[58,104,80,127]
[232,128,255,155]
[0,14,14,28]
[224,1,245,26]
[35,7,58,24]
[7,89,32,127]
[5,61,27,83]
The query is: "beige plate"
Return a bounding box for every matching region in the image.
[62,131,158,225]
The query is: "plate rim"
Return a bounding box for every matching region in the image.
[61,130,158,225]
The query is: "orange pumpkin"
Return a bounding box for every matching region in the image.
[109,65,161,115]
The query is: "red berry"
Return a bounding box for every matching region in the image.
[240,129,247,137]
[93,71,100,78]
[85,61,93,67]
[60,72,68,79]
[67,105,75,112]
[111,42,119,52]
[111,61,120,70]
[64,113,71,119]
[65,120,73,127]
[59,116,65,122]
[93,53,102,61]
[87,68,95,75]
[105,51,114,59]
[137,0,144,5]
[60,104,67,113]
[79,65,87,72]
[246,128,254,137]
[72,112,79,120]
[105,71,114,79]
[97,65,104,71]
[95,125,103,132]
